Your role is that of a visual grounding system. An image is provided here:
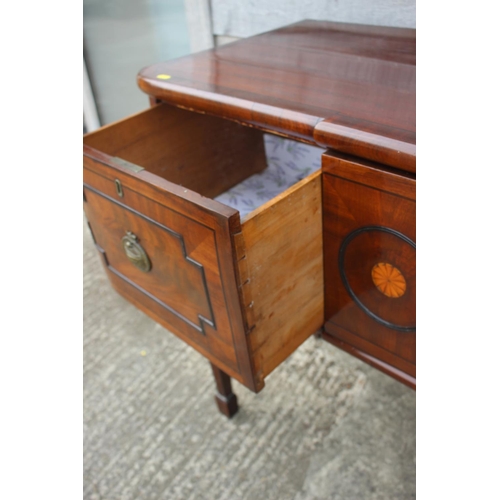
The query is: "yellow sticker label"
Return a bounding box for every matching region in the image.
[156,74,171,80]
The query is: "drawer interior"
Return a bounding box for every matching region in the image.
[83,103,322,219]
[83,103,268,200]
[214,134,322,218]
[84,103,324,387]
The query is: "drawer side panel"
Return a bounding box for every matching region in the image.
[240,171,324,380]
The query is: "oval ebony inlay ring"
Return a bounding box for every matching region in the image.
[338,226,416,332]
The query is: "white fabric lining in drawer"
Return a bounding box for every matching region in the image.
[215,134,323,217]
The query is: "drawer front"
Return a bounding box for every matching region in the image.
[83,149,255,390]
[322,153,416,381]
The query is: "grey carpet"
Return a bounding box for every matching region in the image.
[83,221,415,500]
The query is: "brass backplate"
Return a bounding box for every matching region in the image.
[121,231,151,272]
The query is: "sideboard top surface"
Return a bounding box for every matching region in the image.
[137,20,416,173]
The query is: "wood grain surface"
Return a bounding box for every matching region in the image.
[322,152,415,379]
[84,103,268,199]
[138,20,415,172]
[83,139,259,391]
[236,171,324,381]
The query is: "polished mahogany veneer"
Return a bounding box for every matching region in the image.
[322,152,416,388]
[138,20,415,172]
[84,20,416,417]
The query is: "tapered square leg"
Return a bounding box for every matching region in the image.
[210,363,239,418]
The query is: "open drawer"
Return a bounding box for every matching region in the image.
[83,103,324,392]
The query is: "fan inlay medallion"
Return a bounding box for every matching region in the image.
[371,262,406,298]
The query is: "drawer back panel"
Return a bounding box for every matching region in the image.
[83,103,268,199]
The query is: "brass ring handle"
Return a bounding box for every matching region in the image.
[121,231,151,272]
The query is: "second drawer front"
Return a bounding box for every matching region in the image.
[322,153,416,378]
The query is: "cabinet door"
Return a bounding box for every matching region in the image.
[322,152,416,388]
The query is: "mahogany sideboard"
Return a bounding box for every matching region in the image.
[83,20,416,417]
